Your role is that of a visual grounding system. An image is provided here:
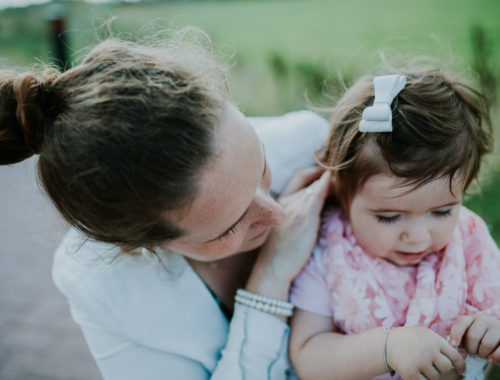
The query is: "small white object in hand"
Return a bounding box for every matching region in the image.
[462,355,487,380]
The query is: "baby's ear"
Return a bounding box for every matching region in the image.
[330,174,347,205]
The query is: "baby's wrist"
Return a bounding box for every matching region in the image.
[382,327,396,377]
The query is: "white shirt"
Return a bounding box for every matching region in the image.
[52,111,329,380]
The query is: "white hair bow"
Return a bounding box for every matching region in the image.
[359,74,406,132]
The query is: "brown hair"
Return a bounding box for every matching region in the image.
[318,67,493,210]
[0,29,230,252]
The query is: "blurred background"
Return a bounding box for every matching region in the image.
[0,0,499,379]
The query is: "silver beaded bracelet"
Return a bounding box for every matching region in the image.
[235,289,294,317]
[383,327,395,377]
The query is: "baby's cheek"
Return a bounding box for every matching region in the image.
[432,222,459,251]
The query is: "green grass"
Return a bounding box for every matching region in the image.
[2,0,500,110]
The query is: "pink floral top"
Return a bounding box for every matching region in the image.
[290,206,500,379]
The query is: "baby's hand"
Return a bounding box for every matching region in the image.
[449,314,500,362]
[387,326,465,380]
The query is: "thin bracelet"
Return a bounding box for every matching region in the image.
[383,327,396,377]
[235,289,294,317]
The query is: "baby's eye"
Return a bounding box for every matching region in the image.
[376,214,400,224]
[432,209,452,217]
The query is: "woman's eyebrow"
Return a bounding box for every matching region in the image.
[206,140,267,242]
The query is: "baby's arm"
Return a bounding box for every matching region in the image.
[289,308,465,380]
[449,314,500,363]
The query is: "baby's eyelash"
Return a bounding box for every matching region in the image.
[432,209,452,217]
[376,215,400,224]
[217,226,238,240]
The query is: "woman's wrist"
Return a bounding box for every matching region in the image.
[235,289,293,315]
[245,263,292,302]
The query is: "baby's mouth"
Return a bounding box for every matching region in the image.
[396,250,428,257]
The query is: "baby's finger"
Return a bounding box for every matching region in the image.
[412,374,428,380]
[421,365,440,380]
[488,345,500,363]
[433,354,453,375]
[441,344,465,374]
[478,327,500,358]
[464,318,488,355]
[449,315,474,347]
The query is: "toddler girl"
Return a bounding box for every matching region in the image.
[289,69,500,380]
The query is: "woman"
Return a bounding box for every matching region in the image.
[0,29,330,379]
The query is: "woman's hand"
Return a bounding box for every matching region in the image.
[449,314,500,362]
[387,327,465,380]
[246,167,331,300]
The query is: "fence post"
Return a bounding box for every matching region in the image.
[46,4,68,71]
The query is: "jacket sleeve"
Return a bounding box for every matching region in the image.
[211,304,292,379]
[68,295,292,380]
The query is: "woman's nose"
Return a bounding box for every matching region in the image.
[255,194,285,227]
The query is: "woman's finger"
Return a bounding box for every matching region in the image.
[280,166,325,197]
[305,170,331,213]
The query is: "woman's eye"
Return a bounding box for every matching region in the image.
[217,226,238,241]
[432,209,452,217]
[376,214,400,224]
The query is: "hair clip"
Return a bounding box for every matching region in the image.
[359,74,406,133]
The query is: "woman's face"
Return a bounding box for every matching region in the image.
[166,103,285,262]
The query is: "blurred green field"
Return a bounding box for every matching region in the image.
[2,0,499,111]
[1,0,500,233]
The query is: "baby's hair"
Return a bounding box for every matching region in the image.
[0,27,231,252]
[318,66,493,210]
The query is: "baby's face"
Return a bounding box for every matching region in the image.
[348,174,464,266]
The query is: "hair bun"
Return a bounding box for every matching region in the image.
[14,74,45,154]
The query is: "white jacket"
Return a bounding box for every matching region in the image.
[52,111,329,380]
